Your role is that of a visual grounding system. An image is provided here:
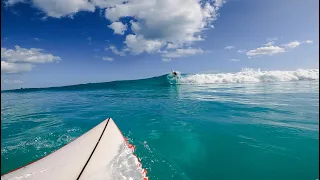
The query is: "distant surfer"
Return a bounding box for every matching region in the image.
[171,69,178,76]
[173,71,177,76]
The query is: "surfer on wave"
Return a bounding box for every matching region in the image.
[171,69,178,77]
[173,71,177,76]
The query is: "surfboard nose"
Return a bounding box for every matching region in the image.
[2,118,147,180]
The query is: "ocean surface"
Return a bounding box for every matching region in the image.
[1,69,319,180]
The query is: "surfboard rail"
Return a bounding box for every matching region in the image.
[1,118,148,180]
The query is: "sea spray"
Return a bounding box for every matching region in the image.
[175,69,319,84]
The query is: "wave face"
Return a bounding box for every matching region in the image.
[3,74,171,92]
[3,69,318,92]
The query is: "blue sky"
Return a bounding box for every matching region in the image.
[1,0,319,90]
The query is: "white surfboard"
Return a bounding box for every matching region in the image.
[1,118,148,180]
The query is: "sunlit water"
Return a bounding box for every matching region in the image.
[1,71,319,180]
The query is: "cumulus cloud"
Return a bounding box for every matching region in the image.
[105,0,226,56]
[224,46,234,50]
[6,0,227,59]
[246,46,285,58]
[1,61,33,74]
[102,56,114,61]
[106,45,126,56]
[166,43,180,49]
[33,0,95,18]
[124,34,164,54]
[1,46,61,63]
[108,21,127,35]
[1,46,61,74]
[105,0,222,37]
[91,0,122,8]
[283,41,301,49]
[162,48,204,58]
[5,0,95,18]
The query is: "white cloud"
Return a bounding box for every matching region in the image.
[1,46,61,63]
[6,0,227,59]
[105,0,226,55]
[106,45,126,56]
[34,38,41,41]
[305,40,313,44]
[108,21,127,35]
[1,61,33,74]
[246,39,313,58]
[166,43,180,49]
[1,46,61,74]
[33,0,95,18]
[214,0,226,7]
[5,0,95,18]
[2,78,24,84]
[162,48,204,58]
[124,34,164,54]
[229,59,240,62]
[246,46,285,58]
[224,46,234,50]
[91,0,122,8]
[237,49,246,53]
[7,0,226,48]
[6,0,94,18]
[102,56,114,61]
[283,41,301,49]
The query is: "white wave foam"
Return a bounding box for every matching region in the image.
[175,69,319,84]
[98,143,146,180]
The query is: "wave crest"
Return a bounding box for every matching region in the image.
[173,69,319,84]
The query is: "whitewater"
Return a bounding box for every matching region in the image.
[1,68,319,180]
[169,69,319,84]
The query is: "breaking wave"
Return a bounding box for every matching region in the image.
[170,69,318,84]
[3,69,318,92]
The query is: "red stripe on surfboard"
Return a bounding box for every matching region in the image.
[114,121,148,179]
[2,118,148,180]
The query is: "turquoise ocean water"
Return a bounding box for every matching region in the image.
[1,69,319,179]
